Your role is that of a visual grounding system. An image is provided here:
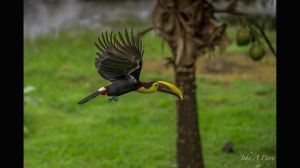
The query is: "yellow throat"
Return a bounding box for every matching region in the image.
[135,82,159,93]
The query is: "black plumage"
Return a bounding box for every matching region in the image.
[78,28,183,104]
[94,29,144,96]
[78,90,102,104]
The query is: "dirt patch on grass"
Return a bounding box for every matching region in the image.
[70,76,93,83]
[203,99,229,107]
[142,58,174,74]
[255,89,274,96]
[143,53,276,83]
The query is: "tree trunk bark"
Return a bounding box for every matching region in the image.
[175,64,204,168]
[174,34,204,168]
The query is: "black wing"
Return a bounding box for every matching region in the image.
[95,28,144,82]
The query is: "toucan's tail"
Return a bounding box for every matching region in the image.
[78,90,103,104]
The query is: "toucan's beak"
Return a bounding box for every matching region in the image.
[157,81,183,100]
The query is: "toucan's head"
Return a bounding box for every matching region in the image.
[136,81,183,100]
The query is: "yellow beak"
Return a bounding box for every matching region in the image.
[157,81,183,100]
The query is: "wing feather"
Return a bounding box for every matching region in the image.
[95,29,143,82]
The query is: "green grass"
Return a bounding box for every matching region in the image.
[24,28,276,168]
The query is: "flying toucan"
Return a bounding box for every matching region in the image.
[78,29,183,104]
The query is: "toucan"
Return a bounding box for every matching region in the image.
[78,29,183,104]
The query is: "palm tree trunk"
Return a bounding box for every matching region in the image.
[174,33,204,168]
[151,0,224,167]
[175,64,204,168]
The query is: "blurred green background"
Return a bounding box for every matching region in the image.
[24,0,276,167]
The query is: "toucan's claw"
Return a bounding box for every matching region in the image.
[108,96,119,102]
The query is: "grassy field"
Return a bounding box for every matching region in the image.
[24,27,276,168]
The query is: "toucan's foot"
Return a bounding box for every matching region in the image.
[108,96,119,102]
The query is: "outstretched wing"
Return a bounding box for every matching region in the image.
[95,29,144,82]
